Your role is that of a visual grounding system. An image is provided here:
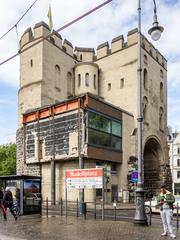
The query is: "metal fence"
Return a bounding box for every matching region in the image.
[41,197,180,230]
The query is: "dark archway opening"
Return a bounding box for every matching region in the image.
[144,138,163,194]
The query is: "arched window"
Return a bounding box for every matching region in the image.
[80,54,82,61]
[55,64,61,90]
[160,82,163,101]
[144,54,148,65]
[30,59,33,67]
[160,69,164,78]
[67,72,73,95]
[159,107,164,130]
[143,69,148,90]
[94,75,96,89]
[143,96,148,122]
[85,73,89,87]
[78,74,81,87]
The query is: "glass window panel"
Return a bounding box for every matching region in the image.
[112,121,122,136]
[111,135,122,150]
[88,128,111,148]
[88,111,111,133]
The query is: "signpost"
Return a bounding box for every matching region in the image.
[65,168,104,219]
[66,168,103,189]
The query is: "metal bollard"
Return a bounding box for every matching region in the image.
[94,198,96,220]
[113,201,117,221]
[46,197,48,218]
[60,198,63,216]
[177,203,179,230]
[76,198,79,218]
[149,199,152,226]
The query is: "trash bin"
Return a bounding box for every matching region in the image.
[79,202,87,214]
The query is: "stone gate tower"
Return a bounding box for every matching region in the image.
[17,21,171,196]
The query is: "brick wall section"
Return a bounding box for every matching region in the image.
[16,127,40,176]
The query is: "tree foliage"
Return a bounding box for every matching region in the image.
[0,143,16,176]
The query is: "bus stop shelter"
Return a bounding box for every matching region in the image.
[0,175,41,215]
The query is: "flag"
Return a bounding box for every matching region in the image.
[47,5,53,32]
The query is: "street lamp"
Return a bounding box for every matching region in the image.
[148,0,164,41]
[134,0,164,225]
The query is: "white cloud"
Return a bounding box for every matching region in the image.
[167,60,180,87]
[0,0,180,138]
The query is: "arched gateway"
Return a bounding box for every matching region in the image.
[143,137,163,194]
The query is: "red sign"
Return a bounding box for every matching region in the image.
[65,168,103,189]
[66,168,103,178]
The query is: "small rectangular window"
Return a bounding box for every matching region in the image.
[177,159,180,167]
[108,83,111,91]
[120,78,124,89]
[178,148,180,154]
[177,171,180,179]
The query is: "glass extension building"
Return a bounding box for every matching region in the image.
[19,93,133,203]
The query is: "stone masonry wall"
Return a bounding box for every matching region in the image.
[16,127,40,176]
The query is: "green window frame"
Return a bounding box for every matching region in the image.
[87,110,122,151]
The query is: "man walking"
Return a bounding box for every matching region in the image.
[3,187,17,221]
[157,185,176,238]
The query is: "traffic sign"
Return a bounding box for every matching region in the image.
[131,171,138,183]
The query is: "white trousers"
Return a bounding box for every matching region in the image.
[160,209,174,234]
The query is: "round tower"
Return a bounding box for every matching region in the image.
[74,62,99,96]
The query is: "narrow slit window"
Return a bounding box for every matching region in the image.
[85,73,89,87]
[94,75,96,89]
[120,78,124,89]
[108,83,111,91]
[78,74,81,87]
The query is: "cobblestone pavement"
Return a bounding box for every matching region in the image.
[0,215,179,240]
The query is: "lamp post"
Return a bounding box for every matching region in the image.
[134,0,164,224]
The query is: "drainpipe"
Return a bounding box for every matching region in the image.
[78,98,84,203]
[51,107,56,205]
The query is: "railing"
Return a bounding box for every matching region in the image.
[41,197,135,222]
[42,197,180,230]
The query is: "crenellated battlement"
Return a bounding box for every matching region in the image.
[141,35,167,69]
[20,22,166,68]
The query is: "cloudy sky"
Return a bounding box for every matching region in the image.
[0,0,179,144]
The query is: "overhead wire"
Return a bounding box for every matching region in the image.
[0,0,38,40]
[0,0,112,66]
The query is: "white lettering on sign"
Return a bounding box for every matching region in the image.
[66,168,103,189]
[69,170,97,178]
